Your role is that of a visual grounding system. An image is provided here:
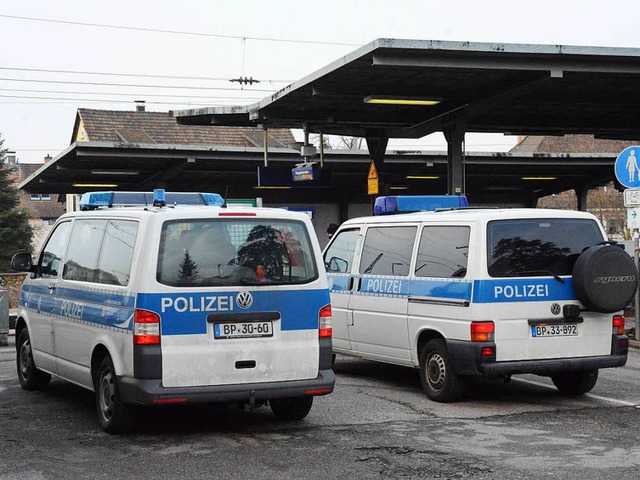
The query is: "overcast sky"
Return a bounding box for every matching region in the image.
[1,0,639,163]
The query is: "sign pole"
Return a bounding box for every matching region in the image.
[616,147,640,341]
[633,230,640,342]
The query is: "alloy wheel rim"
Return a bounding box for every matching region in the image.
[427,353,446,390]
[19,339,31,378]
[99,369,115,421]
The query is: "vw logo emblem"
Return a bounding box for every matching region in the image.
[236,292,253,309]
[550,303,561,315]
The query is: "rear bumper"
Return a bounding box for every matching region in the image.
[447,338,628,376]
[118,369,335,406]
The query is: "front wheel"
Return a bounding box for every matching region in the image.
[270,396,313,421]
[551,370,598,396]
[95,356,139,434]
[419,339,465,402]
[16,328,51,390]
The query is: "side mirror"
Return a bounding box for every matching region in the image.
[327,256,349,273]
[11,252,33,272]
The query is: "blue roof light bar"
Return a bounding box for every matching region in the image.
[79,191,225,210]
[374,195,469,215]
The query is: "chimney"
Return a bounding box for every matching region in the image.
[135,100,146,112]
[6,151,17,165]
[44,154,52,163]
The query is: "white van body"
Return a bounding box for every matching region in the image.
[324,200,634,401]
[14,192,334,432]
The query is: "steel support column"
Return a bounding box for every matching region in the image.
[443,122,466,195]
[576,186,589,212]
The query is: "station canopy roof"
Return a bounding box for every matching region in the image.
[19,141,620,206]
[18,39,640,206]
[174,38,640,140]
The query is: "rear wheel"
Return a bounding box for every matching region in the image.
[95,356,139,433]
[270,396,313,421]
[16,328,51,390]
[551,370,598,396]
[419,339,465,402]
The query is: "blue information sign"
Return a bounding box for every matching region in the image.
[615,146,640,188]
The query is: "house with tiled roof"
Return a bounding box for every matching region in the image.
[4,152,66,249]
[72,106,295,148]
[512,134,637,238]
[511,135,637,155]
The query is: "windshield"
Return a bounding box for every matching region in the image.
[487,218,605,278]
[157,218,318,287]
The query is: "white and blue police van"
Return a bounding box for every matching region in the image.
[323,195,636,402]
[12,190,334,432]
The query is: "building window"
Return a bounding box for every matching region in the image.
[30,194,51,201]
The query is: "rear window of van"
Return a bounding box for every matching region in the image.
[157,219,318,286]
[487,218,605,278]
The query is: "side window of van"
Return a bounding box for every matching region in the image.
[324,229,359,273]
[415,226,470,278]
[95,220,139,286]
[39,221,71,278]
[63,219,106,283]
[359,226,416,276]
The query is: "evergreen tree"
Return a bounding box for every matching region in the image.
[178,250,199,283]
[0,135,33,271]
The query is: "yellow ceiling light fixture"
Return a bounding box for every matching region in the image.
[364,95,441,106]
[521,176,557,180]
[72,183,119,188]
[406,175,440,180]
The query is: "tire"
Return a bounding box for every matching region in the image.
[572,245,638,313]
[95,356,139,434]
[419,339,465,402]
[16,328,51,391]
[551,370,598,396]
[270,396,313,421]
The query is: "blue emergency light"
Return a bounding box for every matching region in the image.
[374,195,469,215]
[79,190,225,210]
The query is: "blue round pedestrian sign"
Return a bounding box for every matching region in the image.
[615,146,640,188]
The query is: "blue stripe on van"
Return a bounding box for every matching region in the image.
[21,284,135,331]
[328,273,575,304]
[329,273,472,301]
[136,289,331,336]
[409,278,472,301]
[327,274,351,293]
[27,285,136,308]
[472,278,576,303]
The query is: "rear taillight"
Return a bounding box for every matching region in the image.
[134,309,160,345]
[612,315,625,335]
[471,321,494,342]
[319,304,332,338]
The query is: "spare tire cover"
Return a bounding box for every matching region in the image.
[572,244,639,313]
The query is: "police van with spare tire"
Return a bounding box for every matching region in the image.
[323,195,636,401]
[12,190,334,432]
